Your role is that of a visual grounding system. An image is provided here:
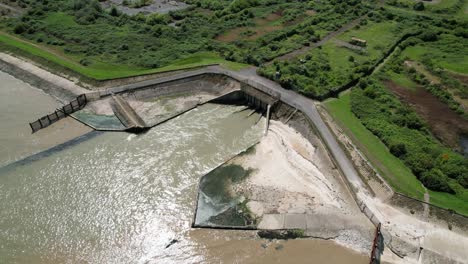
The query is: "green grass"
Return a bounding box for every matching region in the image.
[385,0,465,15]
[386,71,418,90]
[43,12,79,27]
[402,44,468,74]
[338,20,401,59]
[325,92,468,215]
[0,32,248,80]
[307,21,402,82]
[324,92,425,199]
[429,0,460,10]
[430,190,468,215]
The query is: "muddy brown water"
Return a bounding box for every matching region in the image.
[385,80,468,153]
[0,71,92,167]
[0,71,368,263]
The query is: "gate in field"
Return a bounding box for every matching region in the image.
[29,94,87,133]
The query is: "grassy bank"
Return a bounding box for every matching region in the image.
[325,92,468,215]
[0,32,247,81]
[324,92,425,198]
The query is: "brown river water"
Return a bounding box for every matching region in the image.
[0,71,368,263]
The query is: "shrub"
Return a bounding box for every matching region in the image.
[413,2,424,11]
[420,169,454,194]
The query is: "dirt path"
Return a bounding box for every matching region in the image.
[265,17,364,65]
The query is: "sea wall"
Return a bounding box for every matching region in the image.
[0,57,77,102]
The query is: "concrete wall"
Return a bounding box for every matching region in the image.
[0,58,77,103]
[389,193,468,235]
[122,74,236,101]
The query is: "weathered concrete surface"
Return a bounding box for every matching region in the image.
[110,94,146,129]
[0,53,88,102]
[317,103,394,201]
[284,214,307,229]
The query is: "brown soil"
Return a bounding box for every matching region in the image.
[215,12,284,42]
[384,80,468,151]
[305,9,317,16]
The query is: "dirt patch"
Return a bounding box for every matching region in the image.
[404,60,440,84]
[216,12,284,42]
[305,9,316,16]
[384,80,468,151]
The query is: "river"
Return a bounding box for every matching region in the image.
[0,71,368,263]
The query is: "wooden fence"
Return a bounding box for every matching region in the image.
[29,94,87,133]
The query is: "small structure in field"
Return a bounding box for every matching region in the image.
[350,37,367,47]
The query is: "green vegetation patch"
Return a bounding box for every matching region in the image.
[0,0,373,80]
[349,77,468,213]
[386,0,465,16]
[0,33,246,80]
[258,18,408,99]
[401,34,468,75]
[324,92,426,198]
[326,91,468,215]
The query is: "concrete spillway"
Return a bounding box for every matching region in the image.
[110,94,147,131]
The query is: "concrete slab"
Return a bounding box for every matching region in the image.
[305,214,323,230]
[284,214,307,229]
[258,214,284,230]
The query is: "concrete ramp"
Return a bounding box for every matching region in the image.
[110,94,147,131]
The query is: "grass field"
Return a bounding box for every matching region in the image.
[325,20,402,73]
[325,92,468,215]
[0,32,248,80]
[402,37,468,75]
[337,20,401,59]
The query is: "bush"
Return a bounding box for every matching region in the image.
[389,141,407,157]
[420,169,454,194]
[350,80,467,193]
[413,2,424,11]
[13,23,27,34]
